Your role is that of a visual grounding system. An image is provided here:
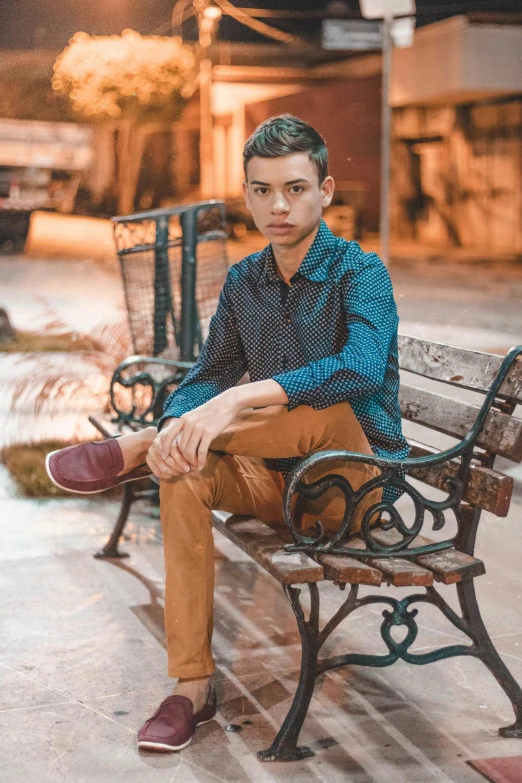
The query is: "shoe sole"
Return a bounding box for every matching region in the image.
[45,451,149,495]
[137,717,214,753]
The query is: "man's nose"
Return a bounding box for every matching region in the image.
[271,192,290,213]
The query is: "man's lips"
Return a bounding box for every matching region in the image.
[268,222,294,229]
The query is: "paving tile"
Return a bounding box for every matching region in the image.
[493,632,522,661]
[0,663,71,713]
[0,700,180,783]
[0,546,172,702]
[467,755,522,783]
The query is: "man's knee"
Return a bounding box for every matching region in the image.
[159,451,224,508]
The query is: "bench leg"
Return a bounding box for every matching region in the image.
[93,482,134,559]
[457,579,522,738]
[258,583,319,762]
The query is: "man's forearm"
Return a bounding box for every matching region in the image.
[154,378,289,473]
[227,378,288,412]
[159,379,288,435]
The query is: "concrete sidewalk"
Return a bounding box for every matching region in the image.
[1,461,521,782]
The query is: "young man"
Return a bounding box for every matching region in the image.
[47,115,408,752]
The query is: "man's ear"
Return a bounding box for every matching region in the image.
[241,179,252,212]
[321,176,335,209]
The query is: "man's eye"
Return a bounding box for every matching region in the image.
[255,187,268,195]
[290,186,303,193]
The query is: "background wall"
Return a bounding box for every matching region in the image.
[243,75,382,233]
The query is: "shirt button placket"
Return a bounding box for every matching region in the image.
[282,284,292,370]
[284,286,291,324]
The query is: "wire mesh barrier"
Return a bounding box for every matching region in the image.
[110,201,229,422]
[112,201,229,362]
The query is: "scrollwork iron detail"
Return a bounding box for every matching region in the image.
[316,587,478,674]
[109,355,195,425]
[282,345,522,561]
[283,462,466,560]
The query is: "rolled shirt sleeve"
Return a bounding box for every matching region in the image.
[273,253,397,410]
[158,271,247,428]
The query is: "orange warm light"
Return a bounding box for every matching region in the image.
[203,6,222,20]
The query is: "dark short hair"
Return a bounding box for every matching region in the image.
[243,114,328,183]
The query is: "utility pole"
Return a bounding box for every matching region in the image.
[196,1,222,199]
[360,0,416,265]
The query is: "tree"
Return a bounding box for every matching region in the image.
[52,30,196,215]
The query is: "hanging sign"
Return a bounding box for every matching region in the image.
[322,19,382,51]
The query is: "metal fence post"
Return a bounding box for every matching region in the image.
[179,207,198,362]
[152,214,172,356]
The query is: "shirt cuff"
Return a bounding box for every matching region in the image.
[272,367,316,411]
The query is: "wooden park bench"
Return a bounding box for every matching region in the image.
[89,204,522,761]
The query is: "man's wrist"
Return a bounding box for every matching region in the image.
[223,385,244,414]
[158,415,180,432]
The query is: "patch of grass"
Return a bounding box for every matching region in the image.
[1,441,78,497]
[0,440,125,499]
[0,331,104,353]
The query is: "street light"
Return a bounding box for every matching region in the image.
[203,5,222,20]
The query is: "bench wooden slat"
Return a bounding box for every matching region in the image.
[399,384,522,462]
[318,549,383,586]
[345,537,434,586]
[371,529,485,585]
[212,511,324,585]
[407,440,513,517]
[398,335,522,404]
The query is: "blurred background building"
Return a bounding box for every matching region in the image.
[0,1,521,251]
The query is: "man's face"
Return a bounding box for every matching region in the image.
[242,152,334,249]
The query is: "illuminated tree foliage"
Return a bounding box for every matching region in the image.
[52,30,196,213]
[52,29,196,120]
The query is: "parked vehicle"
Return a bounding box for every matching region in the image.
[0,119,93,251]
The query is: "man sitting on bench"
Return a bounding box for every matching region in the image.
[46,114,409,753]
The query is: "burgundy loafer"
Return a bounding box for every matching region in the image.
[138,685,217,752]
[46,439,152,494]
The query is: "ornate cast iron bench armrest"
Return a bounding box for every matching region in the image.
[281,447,466,562]
[109,355,196,426]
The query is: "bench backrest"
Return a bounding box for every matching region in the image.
[112,201,229,360]
[397,334,522,516]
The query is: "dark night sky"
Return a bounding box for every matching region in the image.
[1,0,521,50]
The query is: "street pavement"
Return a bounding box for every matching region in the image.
[0,238,521,782]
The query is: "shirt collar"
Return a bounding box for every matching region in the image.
[258,219,339,286]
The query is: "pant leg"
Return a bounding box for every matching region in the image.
[160,451,285,679]
[161,401,381,678]
[211,401,382,533]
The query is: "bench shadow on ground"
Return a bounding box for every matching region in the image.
[100,520,522,783]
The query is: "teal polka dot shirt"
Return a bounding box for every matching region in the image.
[161,220,409,502]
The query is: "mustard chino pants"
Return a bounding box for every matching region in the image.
[159,401,381,678]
